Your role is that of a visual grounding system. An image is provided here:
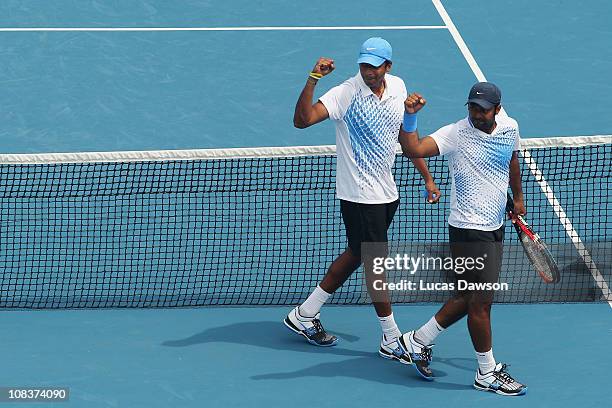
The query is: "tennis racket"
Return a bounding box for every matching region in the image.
[506,194,560,283]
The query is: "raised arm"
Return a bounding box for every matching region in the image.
[293,58,335,129]
[398,93,441,158]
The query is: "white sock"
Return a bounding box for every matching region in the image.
[298,286,331,318]
[379,313,401,340]
[476,349,496,374]
[414,316,444,346]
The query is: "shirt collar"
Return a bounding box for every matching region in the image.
[356,72,391,101]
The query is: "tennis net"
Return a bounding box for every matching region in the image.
[0,136,610,308]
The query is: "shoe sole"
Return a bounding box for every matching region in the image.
[283,317,338,347]
[399,333,434,381]
[474,382,528,396]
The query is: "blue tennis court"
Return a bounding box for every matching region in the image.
[0,1,610,407]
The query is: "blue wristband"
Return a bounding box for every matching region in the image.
[403,112,418,132]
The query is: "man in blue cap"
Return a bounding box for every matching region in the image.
[285,37,441,373]
[398,82,528,394]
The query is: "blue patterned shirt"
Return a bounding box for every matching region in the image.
[319,73,406,203]
[431,115,521,230]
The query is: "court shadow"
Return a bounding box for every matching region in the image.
[163,321,472,390]
[162,321,366,357]
[251,356,469,391]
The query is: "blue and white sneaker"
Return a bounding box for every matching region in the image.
[474,363,527,396]
[379,334,412,365]
[399,330,434,380]
[284,306,338,347]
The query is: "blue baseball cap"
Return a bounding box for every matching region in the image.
[466,82,501,109]
[357,37,392,67]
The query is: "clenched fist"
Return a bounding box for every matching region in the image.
[404,93,426,114]
[312,57,335,77]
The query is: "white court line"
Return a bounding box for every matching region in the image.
[431,0,612,307]
[431,0,486,81]
[0,25,447,32]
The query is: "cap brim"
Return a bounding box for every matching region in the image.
[357,54,386,67]
[466,98,495,109]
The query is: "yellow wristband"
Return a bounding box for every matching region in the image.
[309,72,323,80]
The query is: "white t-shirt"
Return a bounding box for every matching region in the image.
[430,115,520,231]
[319,73,406,204]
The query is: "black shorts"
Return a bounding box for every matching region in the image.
[340,199,399,257]
[448,224,504,295]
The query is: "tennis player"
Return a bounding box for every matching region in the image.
[284,38,441,366]
[397,82,527,395]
